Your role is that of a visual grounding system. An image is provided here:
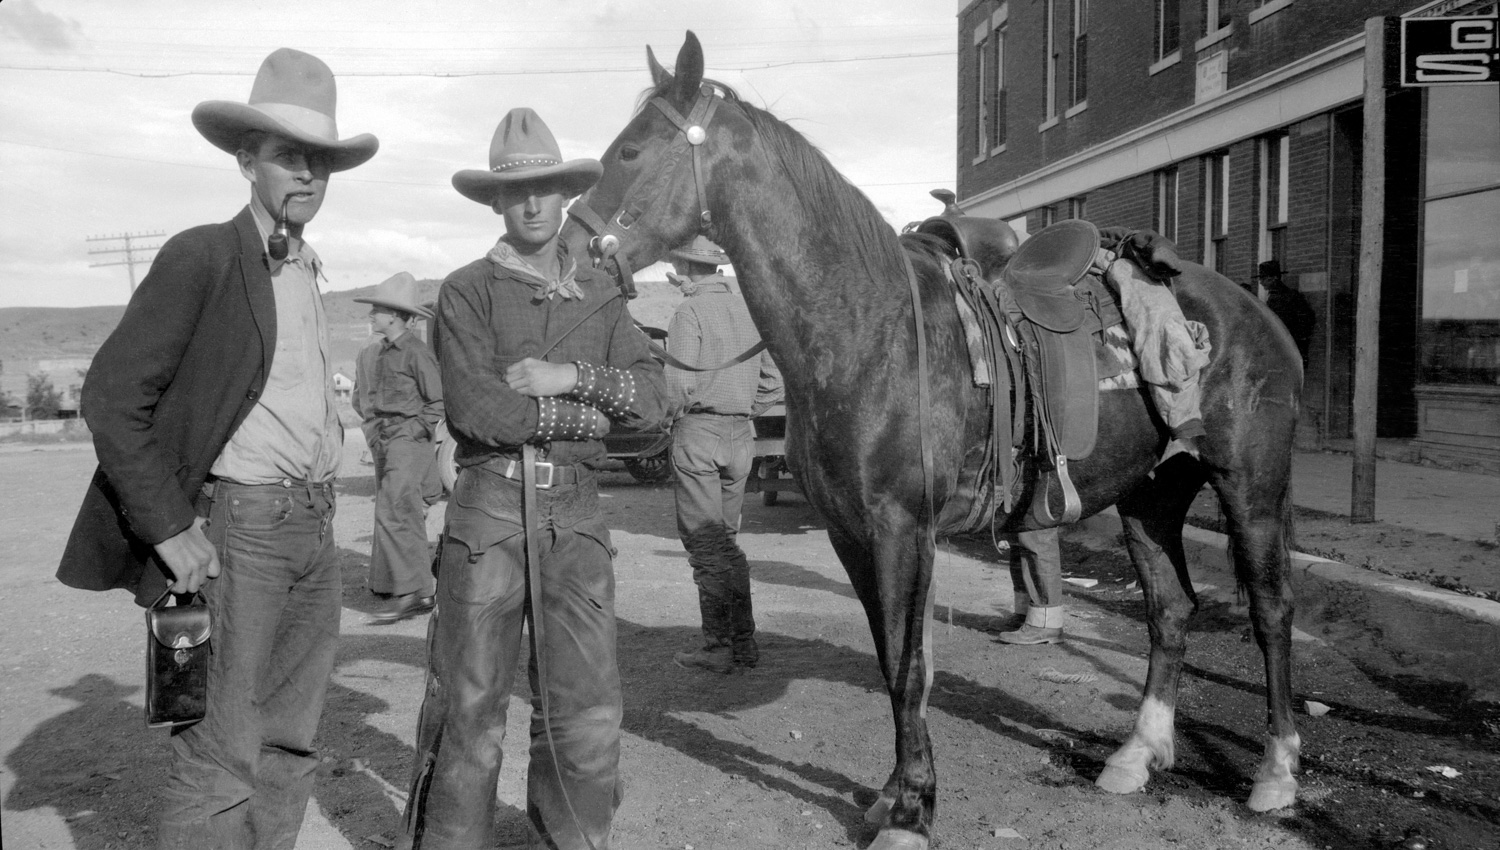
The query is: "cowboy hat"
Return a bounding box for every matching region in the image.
[192,48,378,172]
[670,236,730,267]
[354,272,432,319]
[452,108,602,205]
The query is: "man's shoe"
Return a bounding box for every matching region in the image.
[673,645,737,674]
[997,623,1064,645]
[369,592,436,625]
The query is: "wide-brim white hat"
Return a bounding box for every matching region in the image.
[192,48,378,172]
[353,272,432,319]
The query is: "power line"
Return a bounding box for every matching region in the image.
[87,232,166,295]
[0,50,954,78]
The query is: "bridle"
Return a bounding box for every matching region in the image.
[568,84,723,298]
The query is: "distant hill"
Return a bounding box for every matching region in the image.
[0,277,681,403]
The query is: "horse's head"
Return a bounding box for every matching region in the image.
[564,31,736,282]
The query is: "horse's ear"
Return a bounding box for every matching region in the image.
[647,45,671,89]
[672,31,705,104]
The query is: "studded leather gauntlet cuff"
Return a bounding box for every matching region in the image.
[532,397,608,443]
[565,360,638,421]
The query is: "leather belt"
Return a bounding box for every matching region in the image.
[487,457,581,489]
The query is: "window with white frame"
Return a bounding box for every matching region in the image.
[1203,0,1230,37]
[1044,0,1058,122]
[1155,166,1179,243]
[1259,132,1290,268]
[1203,151,1230,275]
[974,22,990,160]
[1156,0,1181,61]
[1070,0,1088,107]
[1068,196,1087,221]
[992,6,1008,150]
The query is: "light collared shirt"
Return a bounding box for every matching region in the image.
[665,274,783,418]
[209,196,343,484]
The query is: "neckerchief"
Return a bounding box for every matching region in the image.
[488,238,582,302]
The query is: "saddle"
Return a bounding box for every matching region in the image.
[913,210,1126,531]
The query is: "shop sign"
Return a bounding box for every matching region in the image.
[1400,15,1500,85]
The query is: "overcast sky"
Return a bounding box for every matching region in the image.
[0,0,959,308]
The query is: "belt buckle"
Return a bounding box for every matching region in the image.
[533,461,555,489]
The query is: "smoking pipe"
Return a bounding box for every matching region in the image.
[267,194,292,261]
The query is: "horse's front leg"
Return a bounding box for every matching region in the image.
[829,519,937,850]
[1097,466,1203,796]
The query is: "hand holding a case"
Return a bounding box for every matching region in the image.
[153,516,220,594]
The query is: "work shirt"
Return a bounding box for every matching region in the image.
[210,196,343,484]
[354,329,444,440]
[437,242,669,468]
[665,275,783,418]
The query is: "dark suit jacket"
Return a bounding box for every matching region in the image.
[57,207,276,606]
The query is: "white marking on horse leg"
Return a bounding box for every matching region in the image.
[867,829,930,850]
[1247,730,1301,811]
[1096,695,1177,795]
[864,795,893,824]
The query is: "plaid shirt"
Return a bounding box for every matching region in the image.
[666,276,782,417]
[437,251,668,467]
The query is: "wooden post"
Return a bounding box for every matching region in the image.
[1352,16,1391,524]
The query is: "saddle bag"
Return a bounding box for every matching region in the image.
[145,590,211,728]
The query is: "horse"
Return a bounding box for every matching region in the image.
[563,32,1305,850]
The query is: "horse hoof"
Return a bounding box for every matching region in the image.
[1247,778,1297,811]
[867,829,929,850]
[863,795,893,824]
[1095,764,1149,795]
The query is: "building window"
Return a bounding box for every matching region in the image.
[1259,132,1289,268]
[974,22,990,160]
[1203,151,1230,275]
[1156,0,1181,61]
[1155,166,1179,243]
[1202,0,1229,35]
[1419,85,1500,386]
[1249,0,1295,26]
[1042,204,1058,227]
[993,8,1008,150]
[1067,196,1087,220]
[1044,0,1058,123]
[1070,0,1088,108]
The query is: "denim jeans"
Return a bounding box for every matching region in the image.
[670,414,756,660]
[404,463,621,850]
[156,479,340,850]
[1008,526,1063,608]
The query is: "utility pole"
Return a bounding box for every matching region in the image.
[87,231,165,295]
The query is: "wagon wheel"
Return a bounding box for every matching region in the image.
[624,446,673,483]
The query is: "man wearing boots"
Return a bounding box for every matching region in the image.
[56,49,377,848]
[353,272,444,624]
[399,108,668,850]
[663,237,783,674]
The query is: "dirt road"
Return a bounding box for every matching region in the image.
[2,442,1496,849]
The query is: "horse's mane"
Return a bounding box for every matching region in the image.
[640,78,907,280]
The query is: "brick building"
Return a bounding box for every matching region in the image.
[952,0,1499,467]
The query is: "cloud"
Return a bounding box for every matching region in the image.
[0,0,83,52]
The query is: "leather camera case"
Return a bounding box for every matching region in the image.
[145,591,211,728]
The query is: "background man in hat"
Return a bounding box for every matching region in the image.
[354,272,445,624]
[55,48,377,848]
[399,107,668,850]
[1252,259,1316,366]
[663,237,783,674]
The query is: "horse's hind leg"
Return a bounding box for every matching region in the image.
[1097,457,1208,796]
[828,521,936,850]
[1215,462,1300,811]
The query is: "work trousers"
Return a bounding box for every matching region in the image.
[671,413,757,664]
[403,463,621,850]
[1106,258,1213,438]
[370,430,441,597]
[1008,526,1063,609]
[157,479,340,850]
